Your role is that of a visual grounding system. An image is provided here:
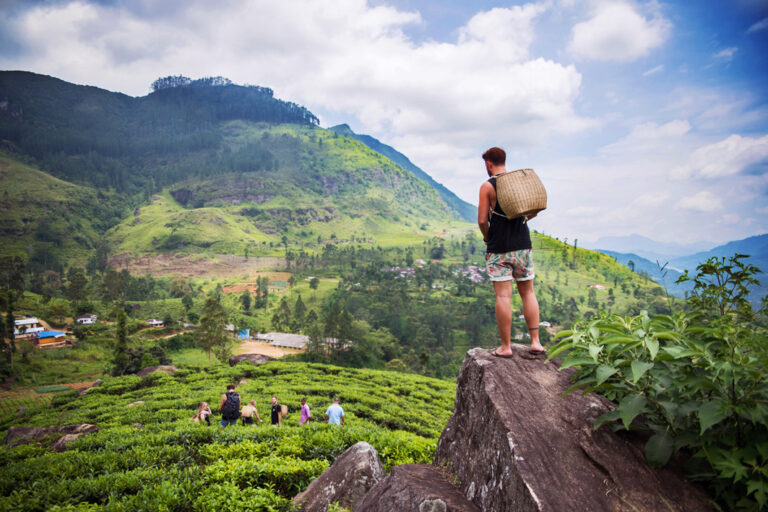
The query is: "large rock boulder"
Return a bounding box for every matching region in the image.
[434,346,715,512]
[293,441,385,512]
[5,424,99,449]
[354,464,480,512]
[229,353,275,367]
[137,365,177,377]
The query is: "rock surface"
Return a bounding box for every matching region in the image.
[137,365,177,377]
[354,464,481,512]
[126,401,145,407]
[79,378,102,396]
[5,424,99,449]
[229,354,275,366]
[293,441,385,512]
[434,346,715,512]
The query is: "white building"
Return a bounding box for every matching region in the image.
[256,332,310,349]
[14,317,44,337]
[76,314,98,325]
[147,319,164,328]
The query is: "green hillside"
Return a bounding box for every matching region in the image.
[0,153,122,268]
[0,361,455,511]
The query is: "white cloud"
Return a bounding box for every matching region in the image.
[0,0,596,204]
[747,17,768,33]
[672,134,768,179]
[600,119,690,155]
[566,206,600,217]
[643,64,663,76]
[677,191,723,212]
[713,47,738,61]
[568,2,670,61]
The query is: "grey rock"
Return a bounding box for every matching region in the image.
[137,365,177,377]
[434,347,715,512]
[5,424,99,449]
[294,441,385,512]
[229,354,275,367]
[133,423,144,429]
[79,378,103,396]
[126,401,145,407]
[354,464,480,512]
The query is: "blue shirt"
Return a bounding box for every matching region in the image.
[326,403,344,424]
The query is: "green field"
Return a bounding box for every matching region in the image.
[0,361,456,511]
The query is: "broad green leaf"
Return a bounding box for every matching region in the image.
[589,326,600,340]
[645,431,674,467]
[594,408,621,430]
[699,401,729,435]
[546,342,575,359]
[595,365,618,385]
[554,330,573,339]
[630,361,654,383]
[645,337,659,360]
[558,357,598,370]
[602,335,639,345]
[618,394,647,429]
[588,344,602,362]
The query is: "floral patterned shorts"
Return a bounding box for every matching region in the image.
[485,249,535,282]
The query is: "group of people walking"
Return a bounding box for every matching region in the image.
[191,384,345,429]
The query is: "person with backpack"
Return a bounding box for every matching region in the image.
[240,400,262,425]
[220,384,241,429]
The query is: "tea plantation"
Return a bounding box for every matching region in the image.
[0,362,456,511]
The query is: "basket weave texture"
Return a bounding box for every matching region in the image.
[495,168,547,219]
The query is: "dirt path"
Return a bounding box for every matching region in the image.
[235,340,303,358]
[110,253,286,278]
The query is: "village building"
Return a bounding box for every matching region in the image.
[13,317,44,338]
[256,332,310,349]
[36,330,67,345]
[76,314,98,325]
[147,319,164,328]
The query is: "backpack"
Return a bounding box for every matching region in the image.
[222,392,240,420]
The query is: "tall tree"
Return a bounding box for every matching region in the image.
[197,297,231,364]
[293,295,307,332]
[66,268,88,307]
[111,306,128,376]
[240,290,252,311]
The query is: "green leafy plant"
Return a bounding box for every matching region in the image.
[550,255,768,510]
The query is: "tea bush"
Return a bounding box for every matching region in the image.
[0,361,455,511]
[550,255,768,510]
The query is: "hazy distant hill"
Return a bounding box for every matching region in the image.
[584,233,713,261]
[601,234,768,304]
[598,250,692,298]
[329,123,476,222]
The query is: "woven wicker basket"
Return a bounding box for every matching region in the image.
[495,168,547,219]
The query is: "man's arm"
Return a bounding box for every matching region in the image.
[277,408,282,427]
[478,182,493,243]
[325,413,330,424]
[219,394,226,411]
[340,412,345,426]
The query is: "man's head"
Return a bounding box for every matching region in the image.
[333,397,340,404]
[271,395,277,404]
[301,397,306,404]
[482,147,506,176]
[227,384,235,391]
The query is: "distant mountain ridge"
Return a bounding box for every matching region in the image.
[329,124,476,222]
[599,233,768,304]
[584,234,713,261]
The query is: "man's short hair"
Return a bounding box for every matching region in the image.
[301,397,306,402]
[333,397,340,403]
[227,384,235,391]
[482,147,506,166]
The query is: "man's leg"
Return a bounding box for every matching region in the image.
[516,279,544,352]
[493,280,514,355]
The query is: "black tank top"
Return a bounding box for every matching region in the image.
[486,176,532,254]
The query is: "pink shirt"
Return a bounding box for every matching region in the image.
[300,404,311,424]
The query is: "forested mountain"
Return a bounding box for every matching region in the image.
[598,250,692,297]
[0,71,470,262]
[329,123,476,222]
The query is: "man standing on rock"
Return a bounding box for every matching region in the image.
[478,147,545,358]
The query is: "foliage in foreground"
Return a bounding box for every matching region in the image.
[0,361,455,511]
[550,255,768,510]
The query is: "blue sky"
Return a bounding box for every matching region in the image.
[1,0,767,245]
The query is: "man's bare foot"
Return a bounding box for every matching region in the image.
[490,348,514,358]
[529,342,545,353]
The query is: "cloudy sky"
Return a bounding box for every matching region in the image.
[1,0,767,246]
